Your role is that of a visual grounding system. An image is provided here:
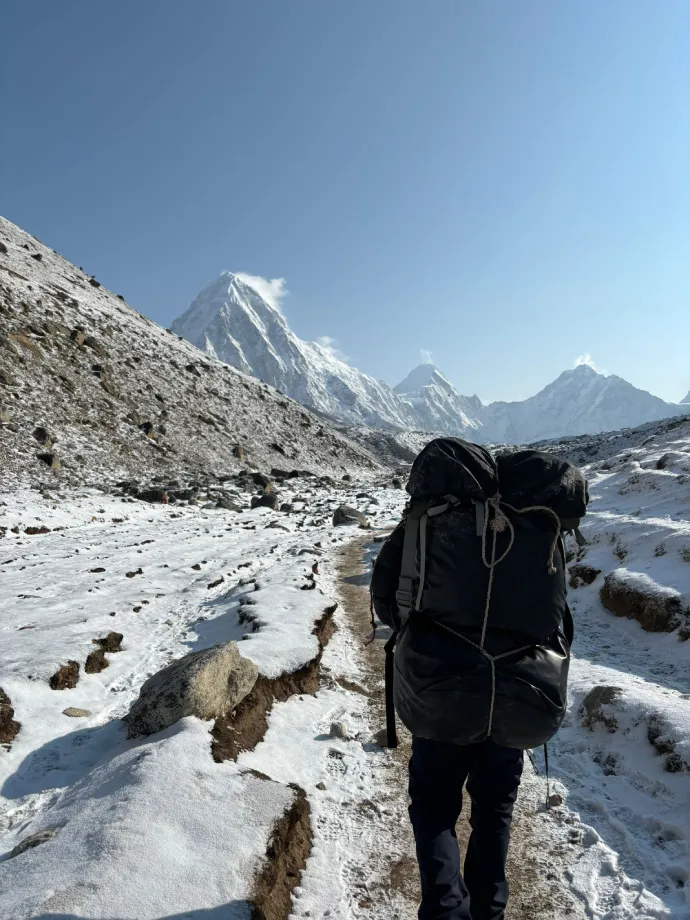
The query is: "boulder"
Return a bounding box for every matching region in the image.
[85,649,108,673]
[63,707,91,718]
[136,488,167,503]
[600,570,688,632]
[0,687,21,744]
[251,493,280,511]
[333,505,369,528]
[568,564,601,588]
[125,641,258,738]
[329,721,351,740]
[580,685,622,732]
[95,631,123,653]
[49,661,80,690]
[217,496,242,512]
[32,426,53,447]
[0,368,18,386]
[37,452,61,470]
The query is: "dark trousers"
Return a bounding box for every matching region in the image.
[408,736,524,920]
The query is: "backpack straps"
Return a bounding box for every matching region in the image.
[396,497,455,621]
[395,499,431,620]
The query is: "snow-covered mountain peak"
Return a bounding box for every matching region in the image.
[393,363,483,433]
[172,274,430,430]
[394,363,455,395]
[172,272,684,442]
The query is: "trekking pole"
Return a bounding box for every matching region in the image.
[525,747,551,810]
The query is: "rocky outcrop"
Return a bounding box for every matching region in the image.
[0,687,21,744]
[125,642,258,738]
[49,660,80,690]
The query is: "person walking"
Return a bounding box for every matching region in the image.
[370,438,588,920]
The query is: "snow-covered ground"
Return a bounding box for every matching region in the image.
[545,419,690,919]
[1,416,689,920]
[0,479,406,918]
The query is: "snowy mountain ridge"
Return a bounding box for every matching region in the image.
[480,364,685,444]
[171,273,425,431]
[173,271,686,444]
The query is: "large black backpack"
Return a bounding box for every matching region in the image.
[370,438,588,751]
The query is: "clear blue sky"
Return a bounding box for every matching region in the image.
[2,1,688,403]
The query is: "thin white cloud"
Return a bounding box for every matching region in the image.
[574,352,600,371]
[235,273,288,315]
[420,348,433,364]
[315,335,348,363]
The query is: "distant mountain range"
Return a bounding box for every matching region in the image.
[172,272,687,444]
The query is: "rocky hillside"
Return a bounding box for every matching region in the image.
[529,411,690,468]
[0,218,380,488]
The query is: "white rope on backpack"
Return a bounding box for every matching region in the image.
[477,493,564,732]
[479,494,514,650]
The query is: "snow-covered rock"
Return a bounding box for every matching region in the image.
[125,641,258,737]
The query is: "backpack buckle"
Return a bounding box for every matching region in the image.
[395,589,413,607]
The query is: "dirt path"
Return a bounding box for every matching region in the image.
[335,535,586,920]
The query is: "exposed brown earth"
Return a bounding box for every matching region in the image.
[248,784,312,920]
[600,572,688,632]
[211,603,337,763]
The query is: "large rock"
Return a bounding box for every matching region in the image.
[125,642,258,738]
[569,563,601,588]
[580,685,622,732]
[0,687,21,744]
[49,661,79,690]
[333,505,369,528]
[600,570,688,632]
[251,493,280,511]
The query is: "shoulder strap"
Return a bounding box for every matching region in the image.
[395,500,430,620]
[396,498,452,620]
